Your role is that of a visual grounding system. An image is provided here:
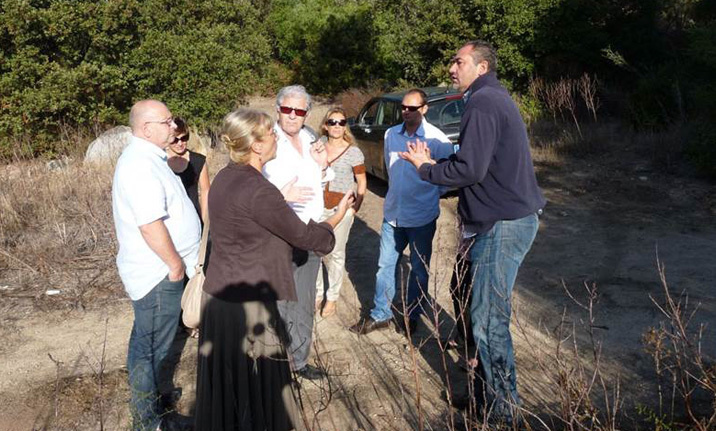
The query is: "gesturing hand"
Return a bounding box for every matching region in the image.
[337,190,356,215]
[399,139,435,169]
[310,140,328,168]
[281,177,314,203]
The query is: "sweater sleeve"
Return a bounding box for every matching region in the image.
[419,102,499,187]
[251,182,336,255]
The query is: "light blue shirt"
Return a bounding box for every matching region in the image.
[383,119,454,227]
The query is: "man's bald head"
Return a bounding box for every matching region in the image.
[128,100,175,148]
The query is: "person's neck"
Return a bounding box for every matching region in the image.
[404,120,421,136]
[248,155,263,172]
[327,136,346,147]
[285,130,303,155]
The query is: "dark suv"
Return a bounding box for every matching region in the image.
[349,87,464,181]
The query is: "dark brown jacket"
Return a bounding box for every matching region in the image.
[204,163,335,302]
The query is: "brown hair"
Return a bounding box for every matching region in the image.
[173,117,189,138]
[320,107,355,145]
[220,108,273,164]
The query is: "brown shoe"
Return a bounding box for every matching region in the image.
[321,300,336,317]
[349,317,390,335]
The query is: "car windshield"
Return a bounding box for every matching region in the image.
[425,98,464,127]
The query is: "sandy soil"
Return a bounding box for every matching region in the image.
[1,101,714,430]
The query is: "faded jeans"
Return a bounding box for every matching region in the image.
[370,219,436,322]
[468,213,539,421]
[127,275,184,431]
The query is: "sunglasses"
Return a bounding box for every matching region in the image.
[172,135,189,144]
[326,119,347,127]
[401,104,424,112]
[279,106,308,117]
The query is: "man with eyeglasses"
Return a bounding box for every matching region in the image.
[263,84,335,381]
[401,41,545,424]
[349,88,453,337]
[112,99,201,431]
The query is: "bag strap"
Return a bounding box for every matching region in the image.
[197,219,210,267]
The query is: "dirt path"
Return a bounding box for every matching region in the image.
[1,107,715,430]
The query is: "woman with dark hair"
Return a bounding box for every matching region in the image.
[194,108,354,431]
[167,117,210,225]
[315,107,367,318]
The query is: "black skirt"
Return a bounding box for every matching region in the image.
[194,293,304,431]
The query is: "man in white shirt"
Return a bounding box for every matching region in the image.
[263,85,331,380]
[349,89,453,336]
[112,99,201,431]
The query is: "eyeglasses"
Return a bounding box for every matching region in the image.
[278,106,308,117]
[401,104,424,112]
[172,135,189,144]
[145,117,174,127]
[326,119,347,127]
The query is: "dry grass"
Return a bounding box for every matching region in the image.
[0,157,121,319]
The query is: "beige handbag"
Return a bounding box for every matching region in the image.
[181,221,209,329]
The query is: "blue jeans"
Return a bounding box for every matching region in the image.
[127,275,184,431]
[468,213,539,420]
[370,219,436,322]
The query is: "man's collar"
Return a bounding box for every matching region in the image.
[131,135,168,160]
[465,71,499,97]
[274,123,312,145]
[399,119,426,138]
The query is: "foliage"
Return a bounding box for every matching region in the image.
[0,0,273,158]
[1,0,716,164]
[267,0,381,95]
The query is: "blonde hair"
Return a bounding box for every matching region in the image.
[321,107,354,145]
[220,108,273,164]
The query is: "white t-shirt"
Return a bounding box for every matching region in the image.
[112,136,201,300]
[263,125,332,223]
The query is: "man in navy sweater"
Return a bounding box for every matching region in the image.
[401,40,545,423]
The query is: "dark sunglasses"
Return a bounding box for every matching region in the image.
[279,106,308,117]
[172,135,189,144]
[401,104,424,112]
[326,119,347,127]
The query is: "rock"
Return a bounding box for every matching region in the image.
[84,125,132,164]
[46,157,71,171]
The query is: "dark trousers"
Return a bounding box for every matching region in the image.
[277,249,321,371]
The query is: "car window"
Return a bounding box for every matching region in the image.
[379,101,400,126]
[359,100,380,126]
[426,98,464,127]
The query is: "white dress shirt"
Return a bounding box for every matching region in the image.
[383,119,454,227]
[112,136,201,300]
[263,125,333,223]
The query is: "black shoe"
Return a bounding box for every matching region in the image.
[349,317,390,335]
[295,364,325,380]
[395,318,418,338]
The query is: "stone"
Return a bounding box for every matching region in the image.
[84,125,132,164]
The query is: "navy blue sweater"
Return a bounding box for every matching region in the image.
[418,72,545,234]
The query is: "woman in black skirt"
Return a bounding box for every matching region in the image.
[195,108,354,431]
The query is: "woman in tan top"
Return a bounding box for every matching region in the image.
[194,108,353,431]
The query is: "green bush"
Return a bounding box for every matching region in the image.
[0,0,273,158]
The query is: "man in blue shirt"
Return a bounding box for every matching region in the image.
[349,89,454,336]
